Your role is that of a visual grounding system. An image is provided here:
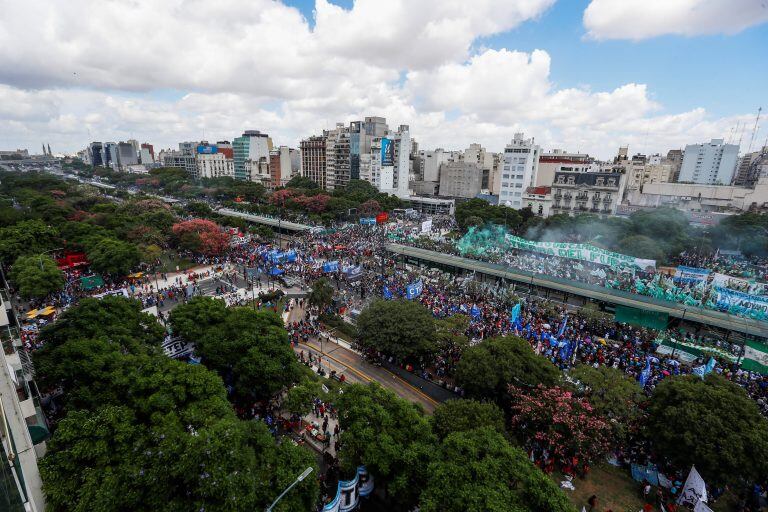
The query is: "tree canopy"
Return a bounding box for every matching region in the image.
[9,254,65,299]
[335,383,436,508]
[419,427,575,512]
[431,399,505,441]
[455,336,560,404]
[169,297,302,405]
[644,374,768,486]
[356,299,438,360]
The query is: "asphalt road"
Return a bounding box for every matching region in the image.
[294,338,439,413]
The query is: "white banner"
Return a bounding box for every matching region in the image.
[421,219,433,234]
[504,235,656,271]
[678,466,707,507]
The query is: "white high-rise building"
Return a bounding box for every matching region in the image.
[390,125,411,198]
[196,152,234,179]
[678,139,739,185]
[498,133,540,208]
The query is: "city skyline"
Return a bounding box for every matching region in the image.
[1,0,767,158]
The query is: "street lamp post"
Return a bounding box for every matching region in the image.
[265,467,313,512]
[38,248,63,271]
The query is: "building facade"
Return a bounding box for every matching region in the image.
[535,149,592,187]
[325,124,351,190]
[550,171,625,216]
[498,133,540,208]
[300,135,327,189]
[196,152,234,179]
[438,161,482,198]
[678,139,739,185]
[233,130,272,181]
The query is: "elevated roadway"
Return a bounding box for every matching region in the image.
[385,243,768,339]
[217,208,313,233]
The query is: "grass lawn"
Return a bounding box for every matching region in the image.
[554,465,738,512]
[157,252,195,273]
[553,464,644,512]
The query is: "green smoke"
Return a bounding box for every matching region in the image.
[457,225,510,256]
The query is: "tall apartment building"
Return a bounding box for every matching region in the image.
[117,141,138,167]
[551,171,625,216]
[463,143,494,190]
[625,153,647,191]
[498,133,540,208]
[678,139,739,185]
[535,149,592,187]
[196,146,234,179]
[300,135,328,188]
[89,142,104,167]
[438,161,483,198]
[233,130,272,181]
[666,149,684,182]
[103,142,119,169]
[141,143,155,161]
[352,117,389,183]
[325,124,351,190]
[389,125,411,198]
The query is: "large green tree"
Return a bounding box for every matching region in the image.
[336,383,436,508]
[356,299,437,360]
[308,277,335,311]
[419,428,575,512]
[569,364,644,441]
[170,298,301,404]
[85,237,142,275]
[644,374,768,486]
[0,219,60,265]
[431,399,505,441]
[9,254,65,299]
[455,336,559,404]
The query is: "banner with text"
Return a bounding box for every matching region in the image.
[674,266,711,284]
[712,286,768,321]
[503,235,656,271]
[323,466,374,512]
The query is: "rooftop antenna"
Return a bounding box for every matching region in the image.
[737,120,746,149]
[746,107,762,154]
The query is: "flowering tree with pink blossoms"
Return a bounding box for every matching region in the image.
[172,219,230,256]
[508,384,613,472]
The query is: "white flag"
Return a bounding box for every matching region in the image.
[694,501,714,512]
[678,466,708,506]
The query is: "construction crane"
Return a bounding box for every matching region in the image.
[746,107,762,154]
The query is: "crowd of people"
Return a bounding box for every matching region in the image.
[394,229,768,322]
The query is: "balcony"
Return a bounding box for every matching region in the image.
[563,194,573,201]
[576,194,589,201]
[553,192,563,200]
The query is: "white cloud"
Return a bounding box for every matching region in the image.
[0,0,763,160]
[584,0,768,40]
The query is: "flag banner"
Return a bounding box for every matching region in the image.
[674,266,711,284]
[638,357,652,387]
[470,304,481,319]
[712,286,768,321]
[323,261,339,273]
[678,466,708,507]
[162,337,196,359]
[359,217,376,225]
[382,285,393,299]
[503,234,656,270]
[510,303,522,324]
[421,219,433,233]
[742,339,768,374]
[406,280,423,300]
[712,272,754,293]
[694,500,714,512]
[323,466,373,512]
[345,265,363,281]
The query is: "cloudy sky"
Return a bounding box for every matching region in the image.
[1,0,766,158]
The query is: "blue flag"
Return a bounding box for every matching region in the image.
[557,314,568,338]
[382,286,393,299]
[470,304,481,319]
[510,303,521,324]
[405,280,423,300]
[638,358,652,387]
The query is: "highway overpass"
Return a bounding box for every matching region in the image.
[385,243,768,339]
[217,208,313,233]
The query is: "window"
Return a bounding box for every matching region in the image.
[502,173,510,179]
[596,177,604,186]
[567,176,575,185]
[557,175,565,184]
